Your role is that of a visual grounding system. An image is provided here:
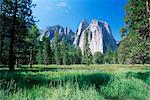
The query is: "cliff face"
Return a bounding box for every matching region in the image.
[74,19,118,54]
[73,19,89,46]
[40,25,75,44]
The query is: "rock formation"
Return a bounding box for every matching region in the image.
[40,25,75,44]
[74,19,118,54]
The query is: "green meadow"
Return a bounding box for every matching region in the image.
[0,65,150,100]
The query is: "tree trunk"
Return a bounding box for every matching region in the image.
[29,49,33,68]
[8,0,17,70]
[15,52,19,68]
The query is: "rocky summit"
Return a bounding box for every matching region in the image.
[74,19,118,54]
[40,25,75,44]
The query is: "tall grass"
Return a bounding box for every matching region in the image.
[0,65,150,100]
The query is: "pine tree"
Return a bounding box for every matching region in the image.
[113,50,119,64]
[42,36,52,65]
[119,0,150,64]
[104,47,113,64]
[118,41,126,64]
[26,25,39,67]
[1,0,35,70]
[83,29,92,65]
[0,7,2,65]
[75,47,82,64]
[36,41,43,64]
[0,0,12,65]
[54,31,60,65]
[93,52,104,64]
[61,37,67,65]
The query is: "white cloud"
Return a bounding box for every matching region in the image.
[57,2,67,8]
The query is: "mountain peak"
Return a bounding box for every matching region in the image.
[74,19,118,54]
[73,19,89,45]
[79,19,88,28]
[91,19,99,24]
[40,25,75,44]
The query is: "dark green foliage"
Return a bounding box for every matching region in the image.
[52,31,82,65]
[0,12,2,64]
[62,45,82,65]
[0,0,35,69]
[113,50,119,64]
[75,47,82,64]
[42,36,52,65]
[93,52,104,64]
[61,37,67,65]
[83,30,92,65]
[118,40,126,64]
[104,47,113,64]
[26,25,39,67]
[119,0,150,64]
[54,31,61,65]
[36,41,44,64]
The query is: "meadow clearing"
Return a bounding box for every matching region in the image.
[0,64,150,100]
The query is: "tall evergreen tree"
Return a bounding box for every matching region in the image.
[113,50,119,64]
[54,31,60,65]
[119,0,150,64]
[61,37,67,65]
[36,41,43,64]
[83,29,92,65]
[42,36,52,65]
[104,46,113,64]
[0,5,2,65]
[75,47,82,64]
[26,25,39,67]
[118,40,126,64]
[0,0,12,65]
[1,0,35,70]
[93,52,104,64]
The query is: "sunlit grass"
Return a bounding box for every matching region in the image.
[0,64,150,100]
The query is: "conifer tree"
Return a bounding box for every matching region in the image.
[113,50,119,64]
[42,36,52,65]
[104,47,113,64]
[36,41,43,64]
[0,9,2,65]
[93,52,104,64]
[26,25,39,67]
[54,31,60,65]
[119,0,150,64]
[83,29,92,65]
[61,37,67,65]
[1,0,35,70]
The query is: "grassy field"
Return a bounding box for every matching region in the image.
[0,64,150,100]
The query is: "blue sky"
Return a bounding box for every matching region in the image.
[32,0,127,41]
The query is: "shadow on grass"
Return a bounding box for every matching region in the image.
[126,71,150,84]
[0,70,111,92]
